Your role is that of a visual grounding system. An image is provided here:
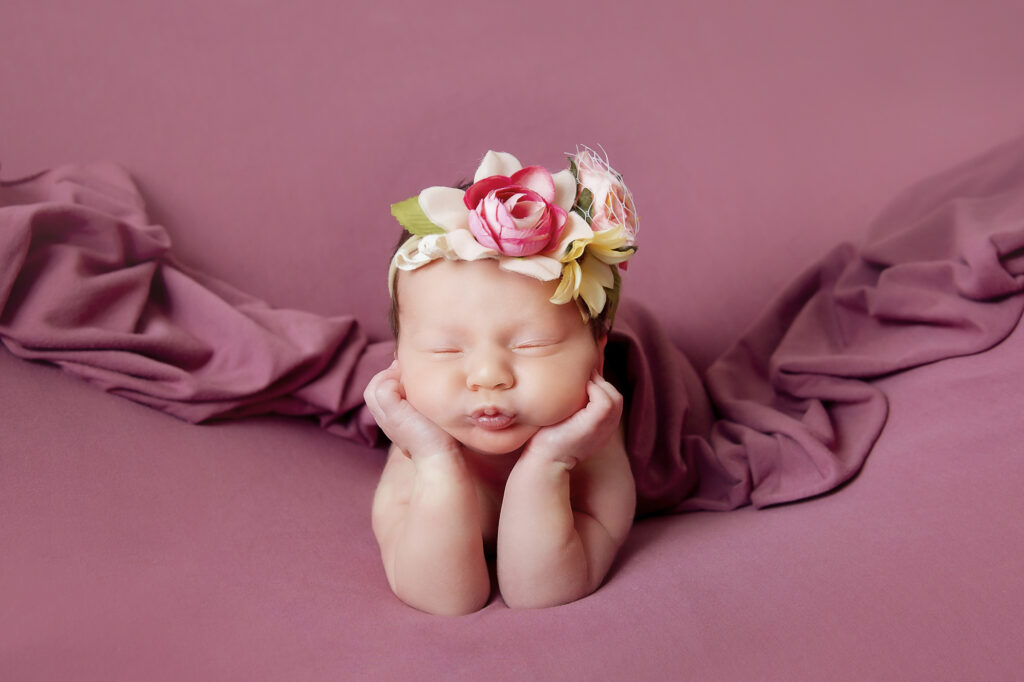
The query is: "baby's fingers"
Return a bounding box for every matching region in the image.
[586,372,624,423]
[591,369,622,398]
[363,362,404,422]
[364,364,460,459]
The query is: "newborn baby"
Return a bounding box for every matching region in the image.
[364,149,639,615]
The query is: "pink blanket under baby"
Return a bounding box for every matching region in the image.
[3,139,1024,515]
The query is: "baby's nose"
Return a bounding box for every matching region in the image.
[466,349,514,391]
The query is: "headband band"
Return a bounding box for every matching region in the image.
[389,146,638,325]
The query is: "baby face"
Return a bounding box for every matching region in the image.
[395,259,605,457]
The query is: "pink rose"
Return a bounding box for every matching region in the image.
[464,165,568,257]
[575,149,639,246]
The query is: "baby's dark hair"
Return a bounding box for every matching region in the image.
[387,226,613,341]
[386,228,413,337]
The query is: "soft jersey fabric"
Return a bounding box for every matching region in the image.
[0,165,392,446]
[3,139,1024,516]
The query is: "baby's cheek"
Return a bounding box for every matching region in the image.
[530,376,591,425]
[396,362,449,423]
[403,384,432,420]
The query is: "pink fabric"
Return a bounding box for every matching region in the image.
[4,2,1024,679]
[619,136,1024,513]
[0,164,393,447]
[4,138,1023,516]
[5,315,1023,679]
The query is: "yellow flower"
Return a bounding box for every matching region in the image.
[551,225,637,319]
[551,251,614,319]
[559,224,634,263]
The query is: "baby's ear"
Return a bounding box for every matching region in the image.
[596,334,608,374]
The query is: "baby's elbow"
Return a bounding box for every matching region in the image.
[503,587,592,610]
[501,576,592,610]
[396,581,491,617]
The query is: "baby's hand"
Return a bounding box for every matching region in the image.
[364,361,462,462]
[522,371,624,470]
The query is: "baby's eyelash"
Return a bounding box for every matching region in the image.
[512,340,557,351]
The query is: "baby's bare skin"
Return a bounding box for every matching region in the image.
[365,259,635,615]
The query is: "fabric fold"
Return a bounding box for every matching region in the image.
[616,136,1024,514]
[1,163,391,447]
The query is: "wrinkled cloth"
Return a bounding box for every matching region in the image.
[630,136,1024,513]
[0,163,393,447]
[3,139,1024,516]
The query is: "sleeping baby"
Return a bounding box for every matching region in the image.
[363,148,639,615]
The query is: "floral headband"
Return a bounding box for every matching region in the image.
[389,146,638,327]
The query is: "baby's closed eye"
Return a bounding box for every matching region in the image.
[510,339,562,355]
[429,347,463,356]
[411,337,465,356]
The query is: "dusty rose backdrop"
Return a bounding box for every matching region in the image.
[4,0,1022,368]
[3,1,1024,679]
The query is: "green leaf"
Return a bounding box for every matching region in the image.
[390,196,446,236]
[604,265,623,329]
[574,187,594,221]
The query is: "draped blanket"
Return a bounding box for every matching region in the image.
[0,165,393,446]
[3,139,1023,516]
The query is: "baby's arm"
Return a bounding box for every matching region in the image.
[496,372,635,609]
[365,364,491,616]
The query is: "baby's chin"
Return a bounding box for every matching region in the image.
[447,423,540,458]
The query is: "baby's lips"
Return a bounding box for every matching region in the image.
[469,407,517,431]
[469,406,514,419]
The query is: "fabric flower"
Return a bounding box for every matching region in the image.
[464,166,568,257]
[552,223,632,319]
[389,148,639,323]
[414,151,591,282]
[551,250,615,319]
[573,146,639,246]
